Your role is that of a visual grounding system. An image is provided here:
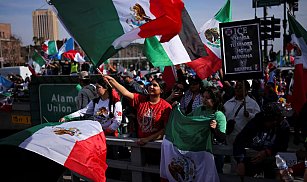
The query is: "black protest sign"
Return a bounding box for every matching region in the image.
[220,19,263,81]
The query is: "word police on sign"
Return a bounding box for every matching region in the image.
[220,19,263,81]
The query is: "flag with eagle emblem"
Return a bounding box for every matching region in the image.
[49,0,184,67]
[0,120,107,182]
[160,104,219,182]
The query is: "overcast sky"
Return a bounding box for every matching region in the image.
[0,0,306,53]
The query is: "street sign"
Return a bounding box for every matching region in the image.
[39,84,79,122]
[220,19,263,80]
[253,0,281,8]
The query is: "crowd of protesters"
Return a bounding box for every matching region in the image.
[53,59,307,181]
[0,72,31,111]
[2,56,305,180]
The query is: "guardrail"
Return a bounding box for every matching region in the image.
[105,136,233,182]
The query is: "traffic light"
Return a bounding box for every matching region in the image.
[271,17,281,39]
[260,19,272,40]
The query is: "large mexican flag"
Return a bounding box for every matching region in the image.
[144,8,207,67]
[0,120,107,182]
[287,13,307,114]
[49,0,184,67]
[190,0,231,79]
[160,104,219,182]
[144,0,231,80]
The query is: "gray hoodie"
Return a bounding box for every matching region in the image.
[76,84,97,109]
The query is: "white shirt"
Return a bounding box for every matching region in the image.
[224,95,260,144]
[65,98,122,131]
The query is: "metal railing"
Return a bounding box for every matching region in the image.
[105,136,233,182]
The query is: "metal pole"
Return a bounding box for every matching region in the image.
[283,0,287,58]
[263,6,268,61]
[254,0,257,19]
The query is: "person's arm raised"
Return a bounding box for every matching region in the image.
[103,75,134,100]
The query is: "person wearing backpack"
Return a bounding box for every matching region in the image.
[59,78,122,136]
[76,71,98,110]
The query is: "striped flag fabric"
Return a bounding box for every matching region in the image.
[49,0,184,66]
[0,120,108,182]
[62,50,85,62]
[287,13,307,114]
[31,50,46,67]
[42,40,58,55]
[189,0,231,79]
[144,0,231,80]
[144,8,207,68]
[57,38,74,59]
[160,104,219,182]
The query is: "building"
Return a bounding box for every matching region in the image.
[111,43,150,71]
[32,9,59,42]
[0,23,23,67]
[0,23,11,39]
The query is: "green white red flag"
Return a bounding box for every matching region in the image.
[31,50,46,67]
[144,8,207,67]
[287,13,307,114]
[42,40,58,55]
[190,0,231,79]
[160,104,219,182]
[0,120,107,182]
[144,0,231,80]
[49,0,184,67]
[62,50,85,62]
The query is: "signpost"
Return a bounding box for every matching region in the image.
[39,84,79,122]
[252,0,281,8]
[220,19,263,81]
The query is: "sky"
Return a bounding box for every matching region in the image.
[0,0,307,53]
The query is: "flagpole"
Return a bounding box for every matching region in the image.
[96,68,112,88]
[282,0,287,58]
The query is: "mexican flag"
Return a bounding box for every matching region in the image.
[31,50,46,67]
[287,13,307,114]
[0,120,107,182]
[63,50,86,62]
[160,104,219,182]
[42,40,58,55]
[190,0,231,79]
[144,8,207,67]
[49,0,184,67]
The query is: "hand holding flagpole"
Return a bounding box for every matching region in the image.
[96,68,112,88]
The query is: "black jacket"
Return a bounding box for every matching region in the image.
[233,112,290,163]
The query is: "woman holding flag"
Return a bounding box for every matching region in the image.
[103,75,172,145]
[160,86,225,181]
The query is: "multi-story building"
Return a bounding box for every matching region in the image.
[0,23,22,67]
[111,43,150,71]
[32,9,59,42]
